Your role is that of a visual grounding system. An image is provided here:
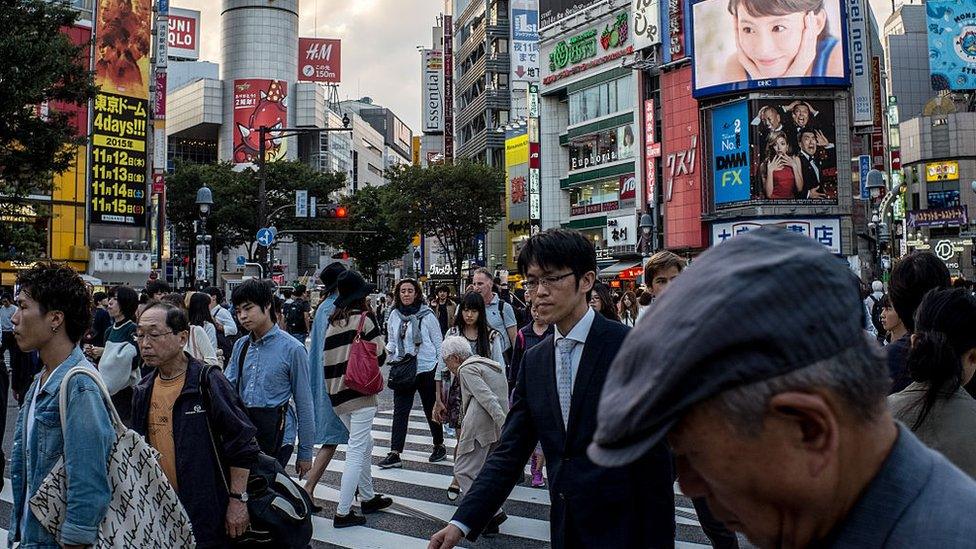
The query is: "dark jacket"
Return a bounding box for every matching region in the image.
[131,355,260,548]
[453,313,676,548]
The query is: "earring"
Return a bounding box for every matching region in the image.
[51,326,59,334]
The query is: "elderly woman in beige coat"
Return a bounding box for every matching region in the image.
[441,335,510,532]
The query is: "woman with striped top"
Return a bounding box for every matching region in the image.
[323,270,394,528]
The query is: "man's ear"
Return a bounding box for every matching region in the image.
[768,391,838,477]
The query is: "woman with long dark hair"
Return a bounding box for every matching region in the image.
[889,288,976,477]
[380,278,445,469]
[323,270,393,526]
[589,282,621,322]
[618,291,639,327]
[187,291,218,350]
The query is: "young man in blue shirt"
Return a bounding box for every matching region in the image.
[227,279,314,478]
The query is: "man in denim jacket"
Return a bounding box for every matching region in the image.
[8,263,115,548]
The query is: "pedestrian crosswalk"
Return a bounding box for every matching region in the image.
[0,405,717,548]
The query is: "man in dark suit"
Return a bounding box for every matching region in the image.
[429,229,675,549]
[796,128,835,199]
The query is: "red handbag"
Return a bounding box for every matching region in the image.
[345,313,384,395]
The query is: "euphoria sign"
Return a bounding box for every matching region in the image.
[90,93,148,225]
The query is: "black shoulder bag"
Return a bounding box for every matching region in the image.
[235,339,289,457]
[386,312,423,391]
[198,365,313,548]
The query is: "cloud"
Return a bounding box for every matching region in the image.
[173,0,442,133]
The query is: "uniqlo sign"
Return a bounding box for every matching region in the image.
[298,38,341,84]
[167,8,199,60]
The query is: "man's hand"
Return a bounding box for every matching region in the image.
[296,459,312,479]
[226,498,250,538]
[428,524,465,549]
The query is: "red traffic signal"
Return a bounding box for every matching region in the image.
[322,203,349,219]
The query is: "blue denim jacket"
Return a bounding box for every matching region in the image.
[8,346,115,548]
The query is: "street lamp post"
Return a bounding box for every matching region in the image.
[639,213,654,286]
[255,113,351,277]
[194,184,214,290]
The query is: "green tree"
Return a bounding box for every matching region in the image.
[384,161,505,288]
[0,0,96,260]
[336,185,411,283]
[165,160,346,270]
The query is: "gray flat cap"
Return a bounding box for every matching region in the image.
[588,227,865,467]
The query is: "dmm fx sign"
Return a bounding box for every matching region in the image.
[711,101,751,205]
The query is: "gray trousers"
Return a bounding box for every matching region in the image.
[455,439,498,496]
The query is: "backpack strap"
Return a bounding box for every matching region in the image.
[198,364,231,493]
[235,338,251,395]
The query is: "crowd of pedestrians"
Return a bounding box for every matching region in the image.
[6,224,976,548]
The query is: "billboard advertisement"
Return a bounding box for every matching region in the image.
[663,66,705,249]
[512,0,541,82]
[633,0,662,50]
[167,7,200,60]
[505,128,530,222]
[907,206,969,228]
[422,49,444,133]
[539,0,602,28]
[298,38,341,83]
[95,0,152,99]
[568,123,637,171]
[92,0,151,226]
[926,160,960,181]
[848,0,873,126]
[542,12,634,86]
[712,217,842,254]
[747,98,838,203]
[926,0,976,90]
[711,101,751,205]
[664,0,687,62]
[232,79,288,165]
[690,0,848,98]
[444,15,454,159]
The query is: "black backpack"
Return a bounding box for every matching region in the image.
[283,301,305,333]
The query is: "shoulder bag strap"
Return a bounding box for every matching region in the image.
[198,365,231,493]
[235,339,251,395]
[58,366,124,441]
[355,312,368,340]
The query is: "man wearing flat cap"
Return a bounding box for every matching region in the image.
[589,228,976,547]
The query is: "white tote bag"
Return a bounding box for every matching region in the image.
[28,366,196,548]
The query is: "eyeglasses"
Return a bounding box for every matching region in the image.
[523,272,575,292]
[135,330,174,342]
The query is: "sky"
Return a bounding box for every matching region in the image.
[174,0,443,134]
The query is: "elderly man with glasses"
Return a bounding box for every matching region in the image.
[130,301,260,548]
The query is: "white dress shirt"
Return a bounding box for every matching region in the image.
[211,305,238,337]
[450,307,597,537]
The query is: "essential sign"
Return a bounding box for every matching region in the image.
[422,50,444,133]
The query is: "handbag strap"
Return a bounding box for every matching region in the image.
[354,312,368,340]
[57,366,125,441]
[235,338,251,395]
[198,364,231,493]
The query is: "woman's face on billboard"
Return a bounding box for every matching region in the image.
[735,10,820,78]
[772,135,790,155]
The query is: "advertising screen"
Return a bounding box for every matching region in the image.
[711,101,751,204]
[926,160,960,181]
[505,129,530,222]
[539,0,602,28]
[926,0,976,90]
[747,98,838,204]
[568,124,637,171]
[95,0,152,99]
[232,79,288,165]
[298,38,341,83]
[690,0,848,97]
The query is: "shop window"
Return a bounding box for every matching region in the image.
[568,75,634,126]
[568,124,637,171]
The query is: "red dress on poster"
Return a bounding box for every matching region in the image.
[769,167,798,199]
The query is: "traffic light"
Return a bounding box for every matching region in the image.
[321,203,348,219]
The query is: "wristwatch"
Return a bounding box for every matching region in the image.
[229,491,249,503]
